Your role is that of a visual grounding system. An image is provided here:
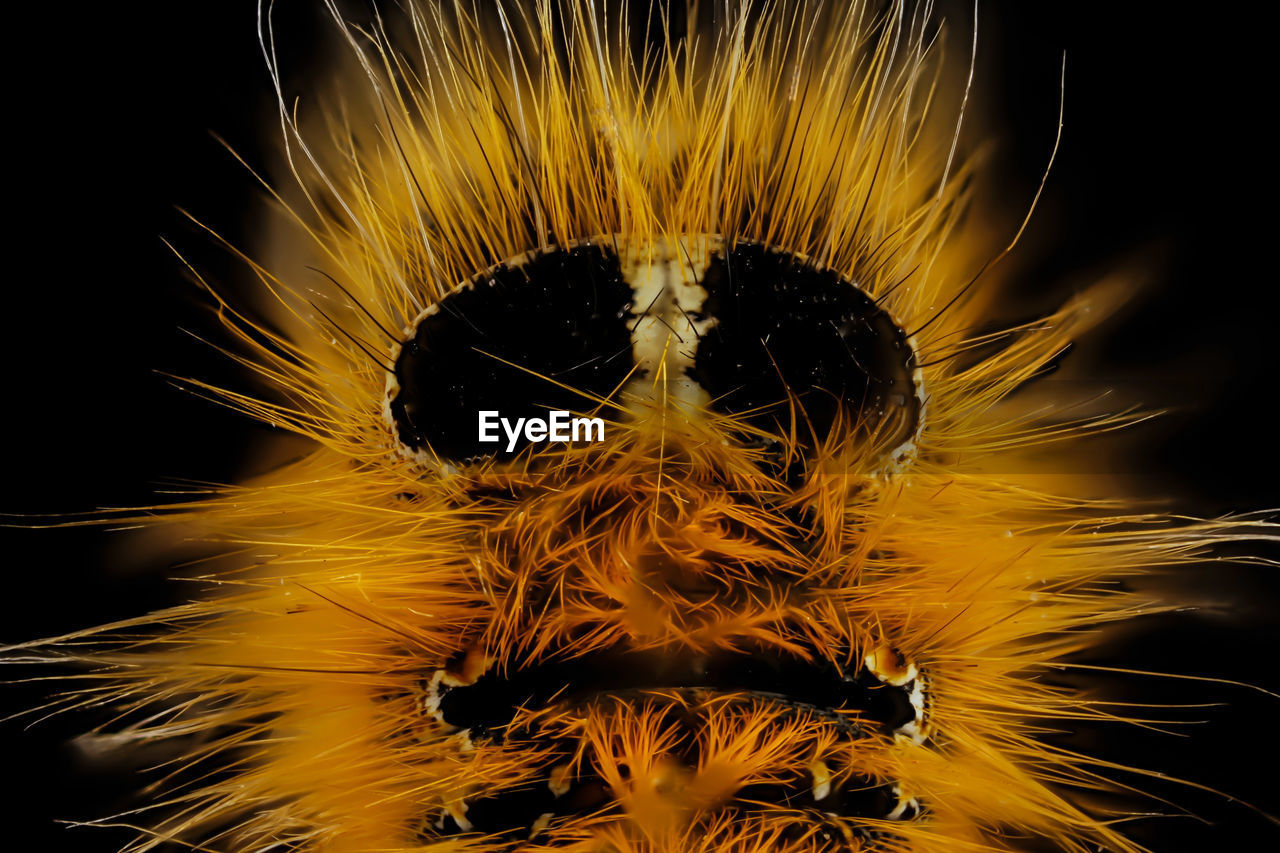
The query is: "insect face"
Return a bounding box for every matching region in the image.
[388,237,923,469]
[384,235,930,845]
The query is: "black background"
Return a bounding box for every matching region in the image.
[2,1,1277,849]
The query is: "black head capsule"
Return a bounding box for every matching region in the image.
[693,241,922,464]
[386,244,636,463]
[385,237,922,470]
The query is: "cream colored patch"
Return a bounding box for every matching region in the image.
[895,674,930,745]
[531,812,554,835]
[548,763,573,798]
[620,235,717,409]
[809,759,832,801]
[885,784,920,820]
[864,644,918,687]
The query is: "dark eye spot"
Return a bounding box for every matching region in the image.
[388,245,635,462]
[692,241,919,452]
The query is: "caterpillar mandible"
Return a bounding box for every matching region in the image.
[4,1,1279,851]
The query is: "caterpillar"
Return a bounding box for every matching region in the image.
[4,1,1278,851]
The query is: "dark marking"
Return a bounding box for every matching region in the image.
[389,245,635,461]
[431,646,918,742]
[694,242,918,450]
[431,754,919,842]
[736,774,898,822]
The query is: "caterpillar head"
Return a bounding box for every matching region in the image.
[381,235,932,846]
